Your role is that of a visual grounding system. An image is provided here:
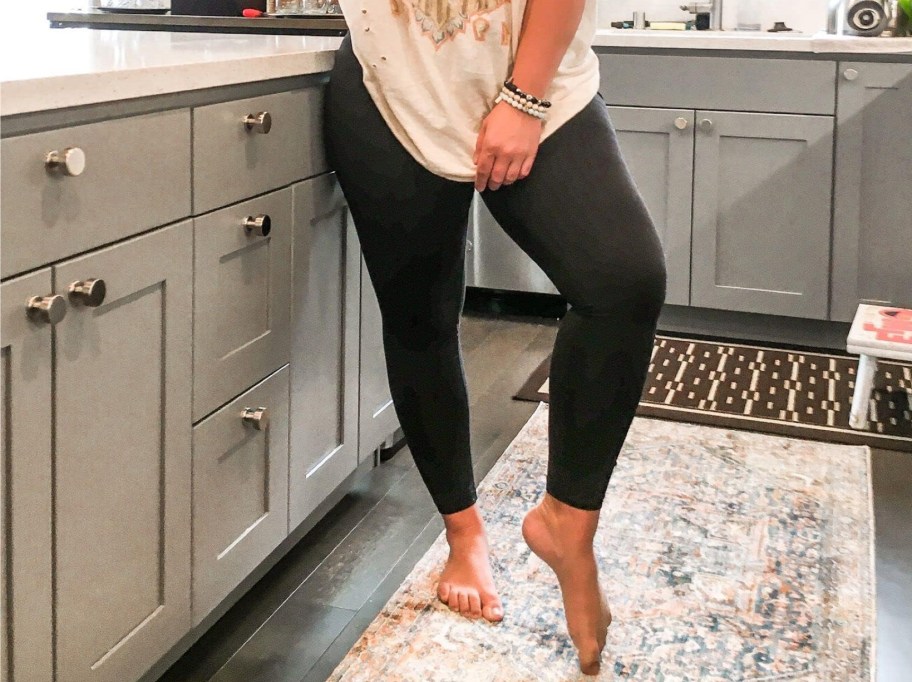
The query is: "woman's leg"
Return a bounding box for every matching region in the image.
[479,95,667,672]
[324,35,502,622]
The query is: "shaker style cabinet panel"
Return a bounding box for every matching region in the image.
[831,62,912,321]
[191,365,290,626]
[1,270,55,682]
[0,109,191,279]
[53,222,193,682]
[358,250,400,464]
[607,106,695,306]
[192,87,327,213]
[193,188,292,421]
[288,174,360,530]
[690,111,834,319]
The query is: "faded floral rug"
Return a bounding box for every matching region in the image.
[328,403,876,681]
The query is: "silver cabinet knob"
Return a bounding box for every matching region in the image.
[674,117,689,131]
[45,147,86,176]
[243,214,272,237]
[241,406,269,431]
[844,68,859,81]
[26,295,67,325]
[67,278,106,307]
[699,118,714,133]
[243,111,272,134]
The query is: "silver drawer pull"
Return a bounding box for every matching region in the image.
[26,295,67,325]
[68,278,107,307]
[843,68,859,81]
[699,118,714,133]
[45,147,86,176]
[674,117,689,131]
[243,214,272,237]
[243,112,272,134]
[241,406,269,431]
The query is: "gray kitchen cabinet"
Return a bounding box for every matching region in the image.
[288,173,360,530]
[831,62,912,321]
[192,87,327,214]
[192,188,292,421]
[690,110,834,319]
[358,252,401,464]
[191,365,290,626]
[607,106,695,306]
[53,222,193,682]
[1,269,55,682]
[0,109,191,280]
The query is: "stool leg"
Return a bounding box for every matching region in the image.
[849,354,878,430]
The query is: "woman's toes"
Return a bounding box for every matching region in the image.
[447,589,461,612]
[437,582,451,604]
[481,599,504,623]
[468,592,483,619]
[577,641,602,676]
[457,591,470,614]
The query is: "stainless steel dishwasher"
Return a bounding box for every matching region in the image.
[465,192,559,295]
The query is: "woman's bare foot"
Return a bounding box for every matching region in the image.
[437,504,504,623]
[522,493,612,676]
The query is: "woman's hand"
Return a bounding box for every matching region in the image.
[474,101,543,192]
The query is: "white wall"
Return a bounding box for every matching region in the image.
[597,0,829,34]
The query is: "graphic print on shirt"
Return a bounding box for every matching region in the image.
[389,0,510,48]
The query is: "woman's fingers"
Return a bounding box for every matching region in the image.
[475,149,495,192]
[487,153,513,191]
[519,151,537,180]
[504,157,525,185]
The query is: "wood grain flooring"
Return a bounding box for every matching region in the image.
[158,308,911,682]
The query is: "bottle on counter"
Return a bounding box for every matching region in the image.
[736,2,763,31]
[274,0,302,14]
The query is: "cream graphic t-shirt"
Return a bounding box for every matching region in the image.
[337,0,601,181]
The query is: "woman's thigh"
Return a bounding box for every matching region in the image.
[479,96,667,317]
[324,35,475,326]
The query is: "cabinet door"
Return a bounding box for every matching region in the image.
[53,222,192,682]
[691,111,834,319]
[191,365,289,625]
[1,270,54,682]
[357,250,400,464]
[607,106,694,306]
[192,188,292,421]
[288,174,360,530]
[831,62,912,321]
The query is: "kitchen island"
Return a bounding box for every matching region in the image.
[2,24,910,682]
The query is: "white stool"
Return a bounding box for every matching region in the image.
[846,304,912,430]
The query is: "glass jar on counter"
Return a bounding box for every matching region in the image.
[274,0,303,14]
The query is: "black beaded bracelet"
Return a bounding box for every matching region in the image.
[504,78,552,108]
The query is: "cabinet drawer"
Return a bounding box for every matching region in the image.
[192,365,289,625]
[193,188,292,422]
[192,87,327,213]
[598,54,836,115]
[1,109,191,279]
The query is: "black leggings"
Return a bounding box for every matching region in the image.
[324,34,667,515]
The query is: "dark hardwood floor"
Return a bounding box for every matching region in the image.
[159,305,911,682]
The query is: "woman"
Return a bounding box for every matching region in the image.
[324,0,667,674]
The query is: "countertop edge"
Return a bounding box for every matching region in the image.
[1,49,337,118]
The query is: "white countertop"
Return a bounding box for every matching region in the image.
[0,26,342,117]
[593,28,912,54]
[2,24,910,117]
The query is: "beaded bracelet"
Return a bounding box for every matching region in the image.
[495,89,547,120]
[504,78,552,109]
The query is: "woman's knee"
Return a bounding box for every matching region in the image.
[568,255,667,324]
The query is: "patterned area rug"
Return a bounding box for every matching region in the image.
[514,335,912,453]
[328,403,876,681]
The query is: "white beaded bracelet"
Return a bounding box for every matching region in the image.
[495,88,547,120]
